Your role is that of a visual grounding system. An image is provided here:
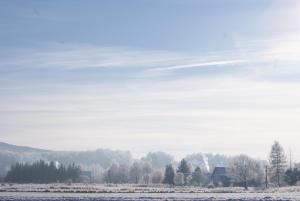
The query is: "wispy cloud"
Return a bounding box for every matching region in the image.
[2,33,300,79]
[148,59,248,72]
[0,45,186,71]
[3,0,300,160]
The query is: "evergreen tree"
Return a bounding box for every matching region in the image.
[191,166,202,185]
[163,164,175,185]
[177,159,191,185]
[5,160,81,183]
[284,168,300,186]
[269,141,287,187]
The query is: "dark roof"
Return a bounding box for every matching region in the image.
[82,171,92,178]
[212,167,226,176]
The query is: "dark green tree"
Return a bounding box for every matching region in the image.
[5,160,81,183]
[177,159,191,185]
[191,166,202,185]
[284,168,299,186]
[163,164,175,185]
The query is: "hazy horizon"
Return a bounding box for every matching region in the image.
[0,140,287,162]
[1,0,300,162]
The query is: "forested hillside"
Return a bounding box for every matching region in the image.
[0,142,230,179]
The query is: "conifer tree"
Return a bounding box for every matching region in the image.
[163,164,175,185]
[191,166,202,185]
[177,159,191,185]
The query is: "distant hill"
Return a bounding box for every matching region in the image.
[0,142,232,178]
[0,142,50,153]
[0,142,132,177]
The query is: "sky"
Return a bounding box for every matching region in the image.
[1,0,300,161]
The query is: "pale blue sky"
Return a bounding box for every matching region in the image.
[0,0,271,50]
[1,0,300,160]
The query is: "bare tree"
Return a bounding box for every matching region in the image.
[151,170,163,184]
[104,163,118,183]
[129,162,142,184]
[103,163,129,183]
[229,155,262,189]
[118,164,130,183]
[141,163,152,184]
[269,141,287,187]
[174,172,184,186]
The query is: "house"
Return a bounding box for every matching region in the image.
[211,167,230,187]
[81,171,92,182]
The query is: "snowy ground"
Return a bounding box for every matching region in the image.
[1,184,300,200]
[0,192,299,201]
[2,183,300,194]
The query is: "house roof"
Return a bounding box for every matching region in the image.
[212,167,226,176]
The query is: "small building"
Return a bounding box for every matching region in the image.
[211,167,230,187]
[81,171,92,182]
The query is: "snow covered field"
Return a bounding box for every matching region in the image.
[0,192,299,201]
[2,183,300,194]
[1,184,300,200]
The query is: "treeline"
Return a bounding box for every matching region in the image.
[100,155,264,187]
[3,141,300,188]
[102,159,210,186]
[5,160,81,183]
[162,160,204,186]
[100,141,300,189]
